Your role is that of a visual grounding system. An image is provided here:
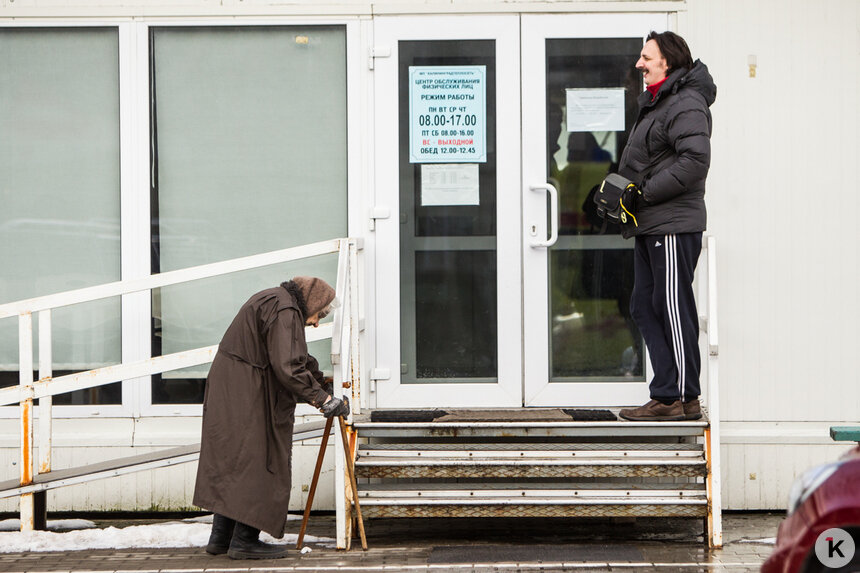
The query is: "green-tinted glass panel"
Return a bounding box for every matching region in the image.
[0,28,121,404]
[546,37,645,381]
[150,26,347,403]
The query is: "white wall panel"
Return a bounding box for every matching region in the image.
[0,0,685,13]
[1,0,858,515]
[685,0,860,423]
[0,415,336,512]
[1,442,336,512]
[721,442,854,510]
[720,421,858,509]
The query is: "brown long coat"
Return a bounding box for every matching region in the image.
[193,286,330,537]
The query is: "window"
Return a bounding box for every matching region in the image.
[149,26,348,403]
[0,28,122,404]
[0,23,350,413]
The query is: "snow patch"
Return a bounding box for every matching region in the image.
[738,537,776,545]
[0,519,336,553]
[0,519,96,532]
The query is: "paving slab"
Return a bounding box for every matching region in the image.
[0,512,783,572]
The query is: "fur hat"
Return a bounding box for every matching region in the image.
[291,276,336,318]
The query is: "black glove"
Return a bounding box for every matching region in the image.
[321,395,350,418]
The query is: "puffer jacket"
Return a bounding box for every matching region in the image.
[618,60,717,238]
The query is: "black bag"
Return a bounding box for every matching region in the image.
[594,173,637,226]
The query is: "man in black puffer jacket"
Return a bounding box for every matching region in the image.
[617,31,717,422]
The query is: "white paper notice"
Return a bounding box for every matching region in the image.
[566,88,625,132]
[421,164,480,206]
[409,66,487,163]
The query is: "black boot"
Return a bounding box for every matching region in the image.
[227,521,290,560]
[205,514,236,555]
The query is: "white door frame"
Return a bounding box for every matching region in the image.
[373,14,522,408]
[522,12,668,407]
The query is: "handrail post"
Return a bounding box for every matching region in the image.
[35,309,52,530]
[348,239,362,414]
[18,312,35,532]
[333,239,349,549]
[704,236,722,548]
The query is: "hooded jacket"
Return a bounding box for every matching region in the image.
[618,60,717,238]
[193,286,331,537]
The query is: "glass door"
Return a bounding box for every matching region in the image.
[373,15,522,407]
[522,13,668,406]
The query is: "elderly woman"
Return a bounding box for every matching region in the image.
[193,276,349,559]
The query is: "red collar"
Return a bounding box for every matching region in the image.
[646,77,668,100]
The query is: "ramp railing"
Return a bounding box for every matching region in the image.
[697,235,721,548]
[0,238,363,535]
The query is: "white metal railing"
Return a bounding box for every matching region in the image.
[0,238,363,537]
[697,235,721,548]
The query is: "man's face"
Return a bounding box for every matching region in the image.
[636,39,668,86]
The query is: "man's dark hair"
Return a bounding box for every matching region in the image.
[647,31,694,73]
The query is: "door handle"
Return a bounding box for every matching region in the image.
[529,183,559,248]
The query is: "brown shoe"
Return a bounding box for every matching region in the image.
[683,398,702,420]
[619,399,685,421]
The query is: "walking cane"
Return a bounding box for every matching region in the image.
[338,415,368,551]
[296,416,333,550]
[296,415,367,551]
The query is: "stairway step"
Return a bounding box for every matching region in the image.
[356,455,704,466]
[361,442,703,452]
[352,410,711,522]
[358,448,702,460]
[359,502,708,519]
[354,422,706,439]
[356,408,709,425]
[355,459,707,479]
[360,482,706,500]
[359,495,706,505]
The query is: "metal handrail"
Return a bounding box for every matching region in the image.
[0,239,342,319]
[1,238,363,535]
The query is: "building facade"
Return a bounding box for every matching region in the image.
[1,0,858,513]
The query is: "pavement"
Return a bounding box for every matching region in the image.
[0,512,781,572]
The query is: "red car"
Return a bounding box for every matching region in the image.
[762,443,860,573]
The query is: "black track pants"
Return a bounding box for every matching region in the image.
[630,233,702,402]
